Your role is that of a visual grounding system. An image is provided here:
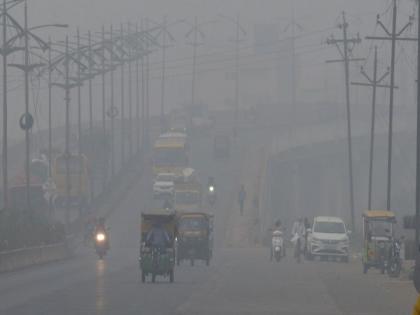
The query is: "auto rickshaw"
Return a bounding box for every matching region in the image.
[362,210,396,274]
[176,212,213,266]
[139,210,177,283]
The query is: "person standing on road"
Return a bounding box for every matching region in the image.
[291,218,305,263]
[238,185,247,216]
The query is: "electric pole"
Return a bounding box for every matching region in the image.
[135,23,140,154]
[366,0,415,210]
[326,12,363,230]
[351,47,393,210]
[1,0,7,210]
[110,25,116,178]
[160,16,167,133]
[88,30,93,134]
[185,17,205,127]
[141,19,145,154]
[191,16,198,121]
[414,0,420,292]
[128,23,133,159]
[145,19,150,152]
[120,24,126,168]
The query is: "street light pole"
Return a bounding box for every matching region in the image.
[135,23,140,155]
[160,16,167,133]
[127,23,133,159]
[23,0,31,211]
[48,37,52,214]
[64,36,71,227]
[110,25,115,178]
[120,24,126,169]
[191,16,198,121]
[88,30,93,133]
[415,0,420,292]
[2,0,8,210]
[141,19,146,154]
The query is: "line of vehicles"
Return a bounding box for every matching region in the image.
[274,210,402,278]
[139,128,216,283]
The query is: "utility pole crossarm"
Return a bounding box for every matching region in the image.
[351,82,397,89]
[366,36,417,41]
[326,58,365,63]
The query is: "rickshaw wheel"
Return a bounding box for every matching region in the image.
[206,258,210,266]
[169,270,174,283]
[152,273,156,283]
[141,271,146,283]
[190,259,194,267]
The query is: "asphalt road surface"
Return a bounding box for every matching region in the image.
[0,119,417,315]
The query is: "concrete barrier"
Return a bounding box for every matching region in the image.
[0,238,74,273]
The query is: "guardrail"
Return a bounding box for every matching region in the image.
[0,237,74,273]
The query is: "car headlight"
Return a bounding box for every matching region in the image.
[96,233,106,242]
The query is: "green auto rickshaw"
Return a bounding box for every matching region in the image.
[362,210,396,274]
[139,210,177,283]
[176,212,213,266]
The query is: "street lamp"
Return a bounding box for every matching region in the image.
[8,0,67,211]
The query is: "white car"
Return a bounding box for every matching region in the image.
[153,173,176,198]
[307,216,350,262]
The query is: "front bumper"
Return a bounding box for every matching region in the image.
[153,188,174,197]
[310,241,349,257]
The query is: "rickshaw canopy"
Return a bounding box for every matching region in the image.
[140,210,177,243]
[363,210,396,221]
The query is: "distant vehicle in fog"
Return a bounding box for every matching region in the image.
[153,134,189,177]
[153,173,176,199]
[306,216,350,263]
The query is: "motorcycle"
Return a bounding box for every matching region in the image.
[95,230,109,259]
[387,238,402,278]
[271,231,284,262]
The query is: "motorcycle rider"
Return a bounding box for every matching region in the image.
[94,217,110,252]
[270,220,284,260]
[291,218,305,263]
[207,176,217,206]
[208,176,215,191]
[238,185,247,215]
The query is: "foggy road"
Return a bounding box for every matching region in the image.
[0,120,416,315]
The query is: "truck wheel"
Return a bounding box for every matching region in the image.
[152,273,156,283]
[190,258,194,267]
[206,257,210,266]
[141,271,146,283]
